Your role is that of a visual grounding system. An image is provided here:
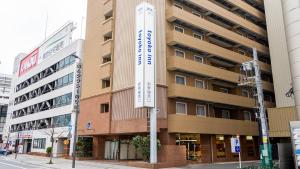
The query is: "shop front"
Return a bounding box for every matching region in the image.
[175,133,259,163]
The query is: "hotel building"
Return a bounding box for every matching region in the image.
[3,23,84,157]
[79,0,275,163]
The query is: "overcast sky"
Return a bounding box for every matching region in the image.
[0,0,87,75]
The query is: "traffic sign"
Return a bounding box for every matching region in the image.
[231,137,240,153]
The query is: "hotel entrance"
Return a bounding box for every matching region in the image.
[176,134,201,161]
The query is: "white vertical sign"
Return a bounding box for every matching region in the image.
[144,3,155,107]
[135,3,145,108]
[134,2,155,108]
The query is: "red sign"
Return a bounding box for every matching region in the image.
[19,48,39,76]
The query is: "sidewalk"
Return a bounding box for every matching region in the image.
[1,154,141,169]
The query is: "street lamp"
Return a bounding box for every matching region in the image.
[71,55,82,168]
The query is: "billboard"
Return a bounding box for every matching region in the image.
[19,48,39,76]
[134,2,155,108]
[18,22,74,76]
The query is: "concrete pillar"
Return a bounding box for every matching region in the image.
[92,136,105,160]
[282,0,300,119]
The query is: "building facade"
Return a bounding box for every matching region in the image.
[3,23,84,157]
[265,0,300,143]
[79,0,274,163]
[0,73,12,143]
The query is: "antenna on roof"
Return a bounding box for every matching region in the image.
[44,12,48,40]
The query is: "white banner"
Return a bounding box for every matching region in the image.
[18,22,74,76]
[134,2,155,108]
[38,22,74,64]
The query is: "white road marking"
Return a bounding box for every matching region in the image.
[0,161,27,169]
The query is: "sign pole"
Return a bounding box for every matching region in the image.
[135,1,157,164]
[237,135,242,168]
[71,57,82,168]
[150,29,157,163]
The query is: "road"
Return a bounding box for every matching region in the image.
[0,155,53,169]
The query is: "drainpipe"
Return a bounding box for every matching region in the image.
[281,0,300,119]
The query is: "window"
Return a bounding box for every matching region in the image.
[244,111,251,121]
[64,56,70,66]
[238,49,246,55]
[63,75,69,85]
[176,102,187,114]
[102,79,110,88]
[194,55,204,63]
[100,103,109,113]
[216,135,226,158]
[175,75,186,85]
[192,10,203,18]
[33,138,46,149]
[68,73,74,83]
[220,88,229,93]
[103,55,111,64]
[196,105,206,116]
[174,25,184,33]
[57,78,63,88]
[242,89,249,97]
[221,110,230,119]
[265,94,273,102]
[69,55,76,64]
[195,79,205,89]
[53,114,71,127]
[193,32,204,40]
[104,35,112,41]
[174,3,183,9]
[59,60,65,69]
[175,49,185,58]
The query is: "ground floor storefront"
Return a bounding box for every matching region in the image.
[5,128,72,157]
[84,133,259,163]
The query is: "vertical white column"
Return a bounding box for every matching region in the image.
[282,0,300,119]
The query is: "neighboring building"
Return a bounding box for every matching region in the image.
[3,22,84,157]
[265,0,299,141]
[0,73,12,143]
[79,0,274,164]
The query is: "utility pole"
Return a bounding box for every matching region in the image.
[239,48,272,168]
[15,131,20,159]
[71,56,82,168]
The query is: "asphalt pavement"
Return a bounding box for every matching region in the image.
[0,154,261,169]
[0,155,53,169]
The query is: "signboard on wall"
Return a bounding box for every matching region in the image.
[290,121,300,168]
[18,22,74,76]
[19,48,39,76]
[134,2,155,108]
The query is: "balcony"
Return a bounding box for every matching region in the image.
[168,84,275,108]
[168,56,273,92]
[189,0,266,36]
[102,39,112,57]
[167,30,271,73]
[103,0,113,16]
[227,0,265,21]
[168,114,259,136]
[102,17,113,36]
[99,62,112,80]
[268,107,297,137]
[166,6,269,55]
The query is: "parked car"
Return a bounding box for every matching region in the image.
[0,148,12,155]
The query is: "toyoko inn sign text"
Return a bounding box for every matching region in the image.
[134,2,155,108]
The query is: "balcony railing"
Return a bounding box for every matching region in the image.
[168,114,259,136]
[166,5,269,55]
[168,55,273,92]
[168,83,275,108]
[167,30,272,73]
